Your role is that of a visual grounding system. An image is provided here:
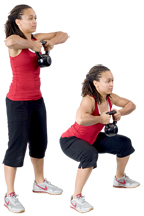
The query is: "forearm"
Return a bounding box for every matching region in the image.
[5,35,34,50]
[76,113,102,126]
[50,31,68,45]
[119,101,136,116]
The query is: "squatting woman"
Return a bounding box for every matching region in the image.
[60,64,140,213]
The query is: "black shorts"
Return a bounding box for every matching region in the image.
[60,132,135,169]
[3,97,48,167]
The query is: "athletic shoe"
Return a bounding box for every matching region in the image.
[4,192,25,213]
[113,174,140,188]
[33,178,63,195]
[70,194,93,213]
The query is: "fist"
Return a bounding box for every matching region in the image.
[100,111,111,124]
[44,40,55,51]
[32,41,42,52]
[112,109,121,122]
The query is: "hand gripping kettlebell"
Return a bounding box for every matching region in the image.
[35,41,52,67]
[104,110,118,137]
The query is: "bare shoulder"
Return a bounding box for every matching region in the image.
[81,95,95,103]
[76,95,95,123]
[80,95,95,112]
[5,35,22,57]
[110,93,131,107]
[109,93,119,104]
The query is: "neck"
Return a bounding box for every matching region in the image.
[101,94,107,102]
[24,33,32,41]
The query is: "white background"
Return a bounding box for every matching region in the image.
[0,0,143,215]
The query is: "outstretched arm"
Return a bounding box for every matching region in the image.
[5,35,42,57]
[34,31,69,50]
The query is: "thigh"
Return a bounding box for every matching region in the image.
[3,98,30,167]
[6,97,29,123]
[60,136,98,163]
[28,97,47,158]
[93,132,133,157]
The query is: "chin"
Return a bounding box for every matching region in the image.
[107,91,112,95]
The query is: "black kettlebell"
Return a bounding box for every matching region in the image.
[35,41,52,67]
[104,110,118,137]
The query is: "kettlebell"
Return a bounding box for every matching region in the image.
[104,110,118,137]
[35,41,52,67]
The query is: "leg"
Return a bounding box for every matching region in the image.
[4,165,25,213]
[60,137,96,213]
[114,155,140,188]
[60,137,98,197]
[28,98,47,182]
[116,155,130,179]
[31,157,45,184]
[73,167,93,199]
[28,98,63,194]
[93,132,139,188]
[4,165,17,196]
[3,98,29,196]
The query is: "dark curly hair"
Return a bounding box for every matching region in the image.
[5,4,32,39]
[81,64,111,104]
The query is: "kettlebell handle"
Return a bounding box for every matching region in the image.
[35,41,50,59]
[41,41,50,55]
[106,110,116,115]
[106,110,117,125]
[41,41,47,45]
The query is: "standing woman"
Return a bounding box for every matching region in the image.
[3,4,68,213]
[60,65,140,213]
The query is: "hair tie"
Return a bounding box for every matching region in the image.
[86,74,93,83]
[8,15,15,22]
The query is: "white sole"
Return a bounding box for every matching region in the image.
[4,204,25,213]
[32,190,63,195]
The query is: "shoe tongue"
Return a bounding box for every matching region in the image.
[9,192,15,197]
[76,194,81,198]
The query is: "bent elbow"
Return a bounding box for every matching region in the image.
[133,103,136,110]
[61,32,69,40]
[76,118,83,125]
[65,32,69,39]
[5,38,15,48]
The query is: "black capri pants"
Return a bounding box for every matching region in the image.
[3,97,47,167]
[60,132,135,169]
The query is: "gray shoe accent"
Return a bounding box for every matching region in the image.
[4,192,25,213]
[113,174,140,188]
[70,194,93,213]
[33,178,63,195]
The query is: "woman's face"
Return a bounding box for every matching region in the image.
[16,8,37,34]
[93,70,114,96]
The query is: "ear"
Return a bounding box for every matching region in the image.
[93,80,99,88]
[15,19,21,27]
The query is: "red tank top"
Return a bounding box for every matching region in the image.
[7,44,42,101]
[61,96,112,145]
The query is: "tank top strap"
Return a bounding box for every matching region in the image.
[107,95,112,110]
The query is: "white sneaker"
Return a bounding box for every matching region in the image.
[113,174,140,188]
[4,192,25,213]
[70,194,93,213]
[33,178,63,195]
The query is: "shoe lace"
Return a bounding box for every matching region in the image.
[45,179,51,185]
[124,174,136,184]
[124,174,129,178]
[78,196,88,206]
[10,194,19,204]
